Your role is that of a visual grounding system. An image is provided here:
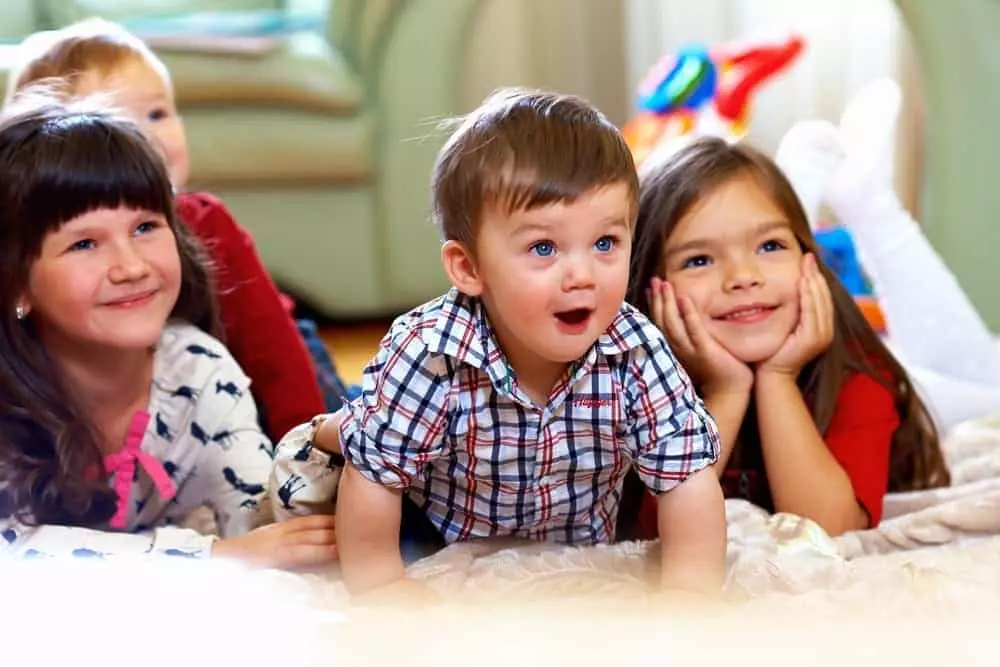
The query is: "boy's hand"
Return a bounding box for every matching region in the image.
[212,514,338,570]
[311,409,346,455]
[656,467,727,596]
[649,277,754,395]
[758,254,834,378]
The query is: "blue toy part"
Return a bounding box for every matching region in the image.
[814,227,872,297]
[638,44,717,115]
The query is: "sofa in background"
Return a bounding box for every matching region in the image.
[0,0,482,319]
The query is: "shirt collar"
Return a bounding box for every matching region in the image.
[422,288,652,377]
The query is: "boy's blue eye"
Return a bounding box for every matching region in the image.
[530,241,555,257]
[759,239,785,253]
[682,255,710,269]
[594,236,616,253]
[148,108,167,122]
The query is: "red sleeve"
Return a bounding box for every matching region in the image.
[823,370,899,526]
[176,191,325,440]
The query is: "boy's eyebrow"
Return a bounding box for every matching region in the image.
[664,219,791,258]
[512,215,630,236]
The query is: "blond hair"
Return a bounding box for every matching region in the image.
[5,18,170,104]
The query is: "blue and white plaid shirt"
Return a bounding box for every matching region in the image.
[340,288,720,545]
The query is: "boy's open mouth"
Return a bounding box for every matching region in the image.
[555,308,592,326]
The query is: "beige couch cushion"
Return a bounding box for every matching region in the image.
[184,108,374,185]
[162,33,363,114]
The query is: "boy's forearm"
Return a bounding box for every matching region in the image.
[657,467,727,594]
[702,388,750,474]
[336,463,406,594]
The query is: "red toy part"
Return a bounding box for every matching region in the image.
[711,34,806,122]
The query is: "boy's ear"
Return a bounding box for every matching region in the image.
[441,240,483,296]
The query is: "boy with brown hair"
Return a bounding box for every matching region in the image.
[6,18,347,442]
[272,88,727,600]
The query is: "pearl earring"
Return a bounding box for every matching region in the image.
[15,304,25,320]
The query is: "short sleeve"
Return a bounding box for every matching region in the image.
[624,337,720,494]
[340,328,450,490]
[824,371,898,525]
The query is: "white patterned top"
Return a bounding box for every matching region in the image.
[0,323,273,560]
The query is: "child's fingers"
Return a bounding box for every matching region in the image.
[649,281,667,331]
[287,527,337,547]
[802,254,833,343]
[677,294,712,352]
[797,273,816,337]
[279,542,339,569]
[282,514,337,534]
[811,263,835,342]
[661,282,694,354]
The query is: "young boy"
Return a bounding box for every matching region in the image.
[5,18,350,441]
[272,89,727,599]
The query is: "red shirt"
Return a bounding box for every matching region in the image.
[633,369,898,538]
[176,191,325,441]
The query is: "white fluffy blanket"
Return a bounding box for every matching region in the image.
[7,416,1000,665]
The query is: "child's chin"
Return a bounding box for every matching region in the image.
[106,330,164,351]
[723,340,783,366]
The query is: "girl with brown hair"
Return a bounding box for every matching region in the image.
[621,136,948,538]
[0,95,336,566]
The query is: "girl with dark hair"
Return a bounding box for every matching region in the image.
[0,97,336,567]
[619,136,948,539]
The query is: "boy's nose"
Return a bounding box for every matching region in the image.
[562,255,596,291]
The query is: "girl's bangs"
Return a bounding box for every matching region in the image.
[18,115,172,239]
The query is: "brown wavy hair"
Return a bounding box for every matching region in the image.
[626,137,948,492]
[0,95,218,527]
[432,88,638,248]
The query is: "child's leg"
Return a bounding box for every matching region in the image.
[892,349,1000,433]
[826,79,1000,387]
[295,318,350,412]
[774,119,844,229]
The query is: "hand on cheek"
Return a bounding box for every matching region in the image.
[757,253,834,378]
[648,277,754,395]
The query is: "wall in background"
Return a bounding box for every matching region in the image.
[462,0,629,126]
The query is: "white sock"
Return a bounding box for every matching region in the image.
[774,119,843,229]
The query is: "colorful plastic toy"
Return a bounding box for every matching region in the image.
[623,34,805,165]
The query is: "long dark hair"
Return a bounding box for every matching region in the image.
[627,137,948,492]
[0,95,219,527]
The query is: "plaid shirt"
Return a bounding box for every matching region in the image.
[341,288,720,545]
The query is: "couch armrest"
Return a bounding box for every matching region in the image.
[371,0,481,309]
